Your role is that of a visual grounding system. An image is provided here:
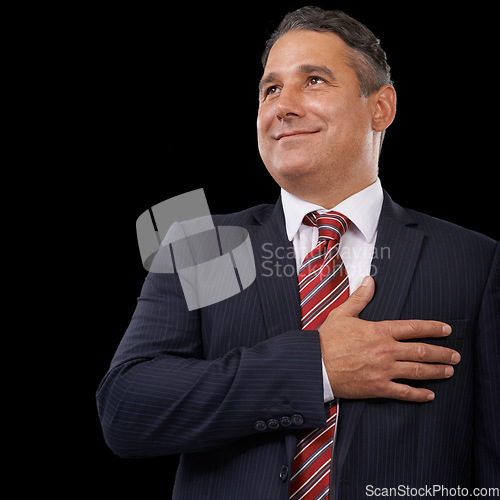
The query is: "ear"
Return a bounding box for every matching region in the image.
[371,85,397,132]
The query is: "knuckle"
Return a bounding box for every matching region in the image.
[368,322,380,336]
[385,346,398,359]
[372,321,389,337]
[376,378,390,396]
[408,320,421,333]
[350,290,364,302]
[373,341,393,358]
[413,363,425,379]
[416,344,429,361]
[372,379,384,393]
[399,385,411,400]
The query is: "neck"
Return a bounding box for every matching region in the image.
[282,170,378,208]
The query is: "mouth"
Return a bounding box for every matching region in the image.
[275,130,320,141]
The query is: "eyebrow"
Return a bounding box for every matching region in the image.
[259,64,336,95]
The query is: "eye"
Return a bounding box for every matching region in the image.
[265,85,279,96]
[260,84,281,102]
[308,76,326,86]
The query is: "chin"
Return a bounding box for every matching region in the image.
[268,156,318,183]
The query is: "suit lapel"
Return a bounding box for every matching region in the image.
[360,191,424,322]
[249,198,302,338]
[334,191,425,490]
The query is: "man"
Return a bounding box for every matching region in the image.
[97,7,499,499]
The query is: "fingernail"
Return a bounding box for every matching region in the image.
[361,276,371,287]
[442,324,452,335]
[445,366,454,377]
[427,392,435,401]
[451,352,461,364]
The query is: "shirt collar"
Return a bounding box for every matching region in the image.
[281,178,383,242]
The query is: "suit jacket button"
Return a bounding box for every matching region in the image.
[291,414,304,426]
[267,418,280,430]
[254,420,267,431]
[280,416,292,427]
[280,465,289,481]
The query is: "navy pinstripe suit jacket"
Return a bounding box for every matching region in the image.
[97,191,500,499]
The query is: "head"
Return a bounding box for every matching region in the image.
[257,6,397,206]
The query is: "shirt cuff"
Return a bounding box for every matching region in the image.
[322,359,335,403]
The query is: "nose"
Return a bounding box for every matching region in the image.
[275,86,305,121]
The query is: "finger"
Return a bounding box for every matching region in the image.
[393,361,455,381]
[399,343,461,365]
[384,319,452,341]
[385,381,435,403]
[336,275,375,318]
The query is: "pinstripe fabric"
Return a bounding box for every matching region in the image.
[96,192,500,499]
[333,202,499,498]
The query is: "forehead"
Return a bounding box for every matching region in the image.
[263,30,353,77]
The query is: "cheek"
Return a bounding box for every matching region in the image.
[256,110,273,153]
[257,106,269,131]
[326,103,371,142]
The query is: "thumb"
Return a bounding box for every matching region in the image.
[337,276,375,318]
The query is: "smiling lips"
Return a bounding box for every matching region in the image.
[275,130,320,140]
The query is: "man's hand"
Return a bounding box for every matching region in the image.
[318,276,461,402]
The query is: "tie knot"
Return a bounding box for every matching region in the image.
[303,211,350,242]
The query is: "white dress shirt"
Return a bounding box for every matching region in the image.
[280,178,384,401]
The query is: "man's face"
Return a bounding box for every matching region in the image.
[257,30,378,202]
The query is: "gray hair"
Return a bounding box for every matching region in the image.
[261,6,393,97]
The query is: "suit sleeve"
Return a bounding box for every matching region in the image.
[473,241,500,487]
[96,267,327,458]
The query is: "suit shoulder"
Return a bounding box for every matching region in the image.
[212,203,275,226]
[405,206,497,252]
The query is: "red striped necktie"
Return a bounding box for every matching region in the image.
[289,211,351,500]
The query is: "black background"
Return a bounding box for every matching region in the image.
[74,2,499,497]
